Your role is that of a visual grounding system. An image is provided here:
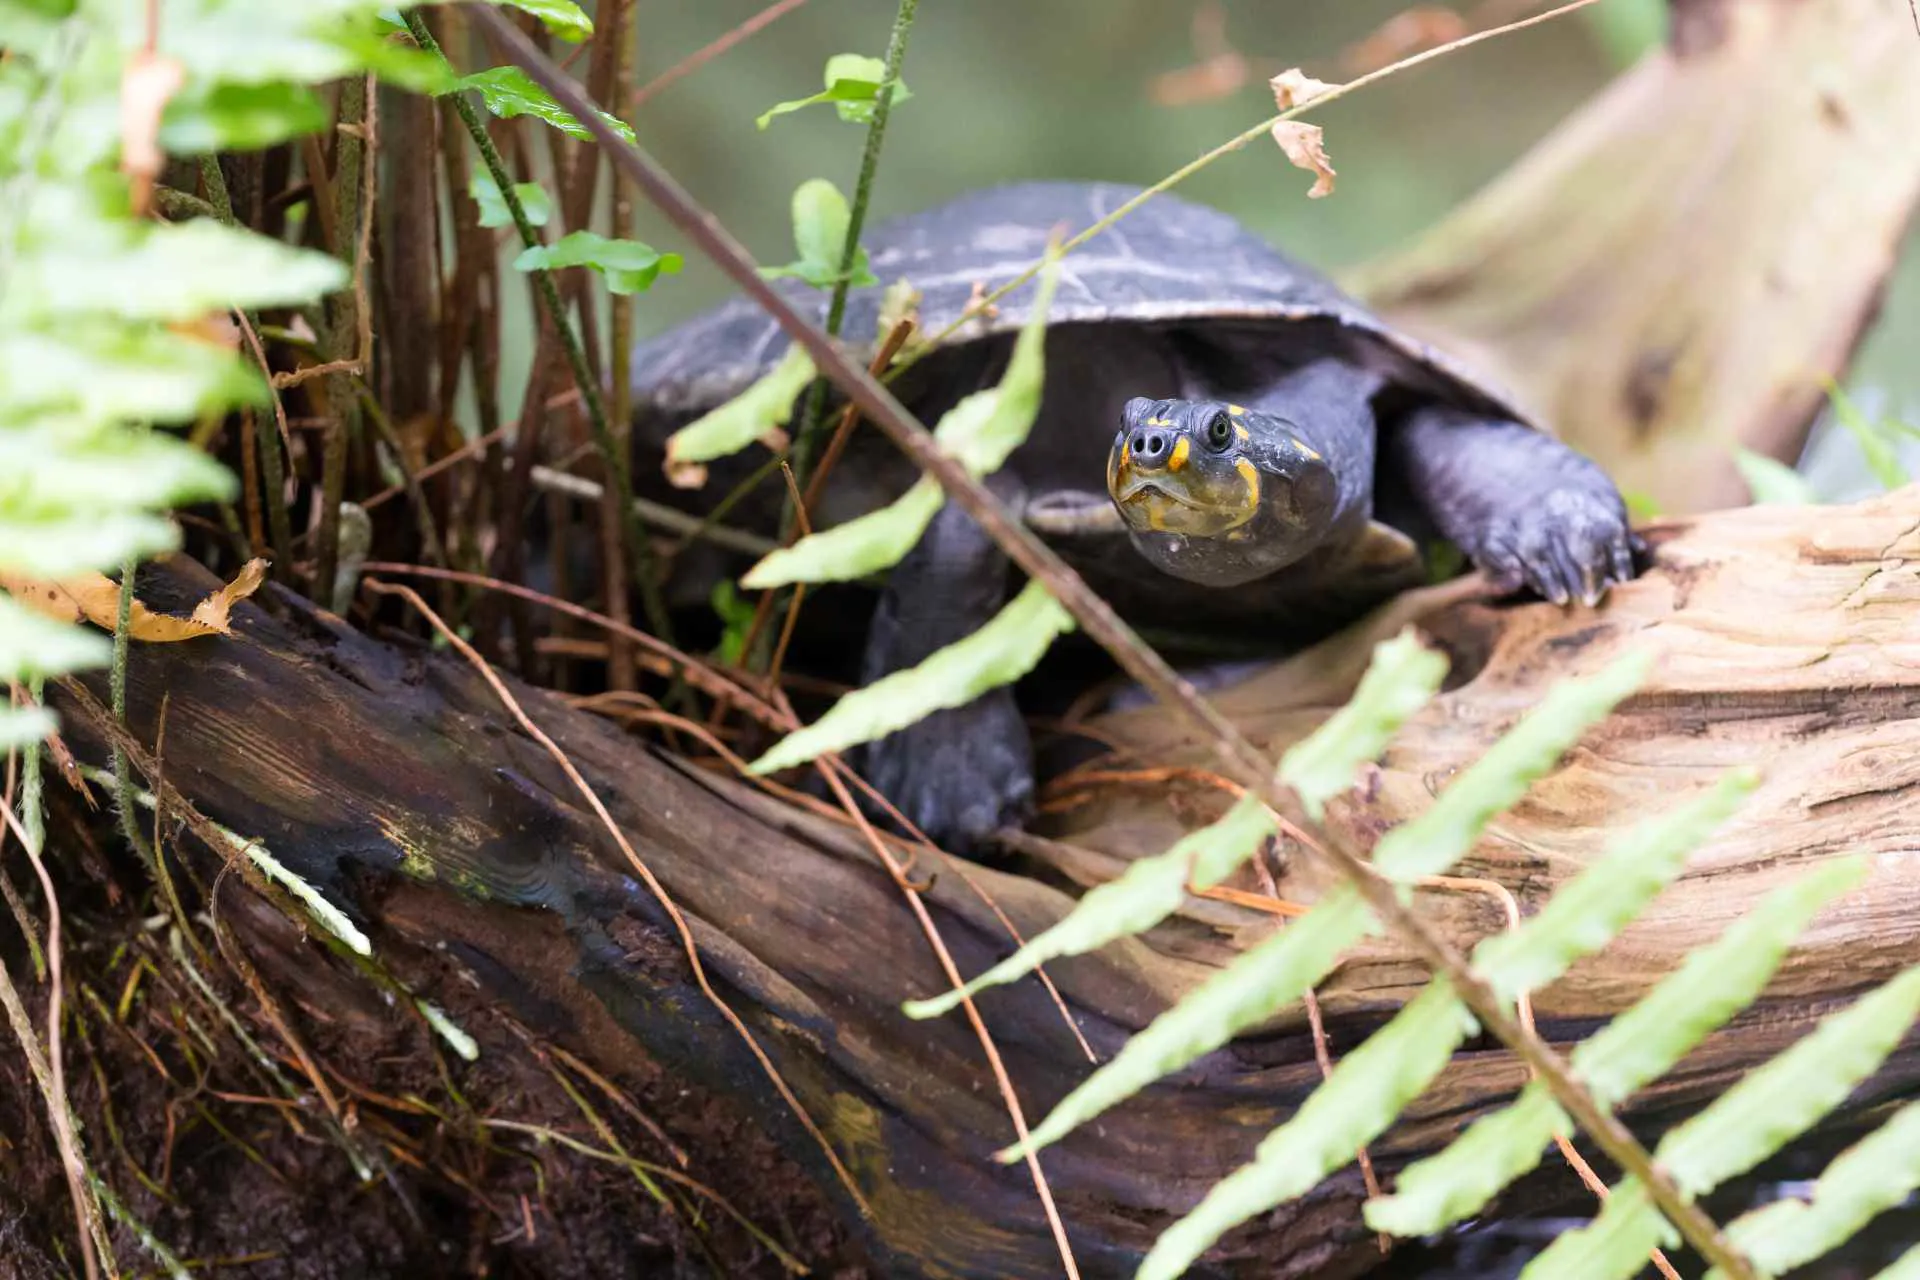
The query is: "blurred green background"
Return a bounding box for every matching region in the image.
[523,0,1920,481]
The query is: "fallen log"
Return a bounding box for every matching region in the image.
[46,482,1920,1279]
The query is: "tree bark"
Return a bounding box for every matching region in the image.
[43,482,1920,1279]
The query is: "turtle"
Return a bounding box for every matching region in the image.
[629,180,1640,852]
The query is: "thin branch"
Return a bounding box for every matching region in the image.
[631,0,814,107]
[463,11,1755,1275]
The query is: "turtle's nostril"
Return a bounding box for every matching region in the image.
[1129,427,1170,463]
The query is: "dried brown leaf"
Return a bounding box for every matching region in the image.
[1342,8,1471,75]
[1270,68,1339,111]
[120,51,185,214]
[1271,120,1337,198]
[0,559,268,642]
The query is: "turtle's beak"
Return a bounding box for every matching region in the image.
[1108,417,1259,537]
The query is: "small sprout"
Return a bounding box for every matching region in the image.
[469,174,552,229]
[512,230,684,295]
[756,52,912,130]
[759,178,878,290]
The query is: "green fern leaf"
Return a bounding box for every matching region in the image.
[999,888,1374,1161]
[1372,649,1651,883]
[1368,854,1867,1235]
[903,628,1442,1020]
[1139,982,1477,1280]
[1710,1101,1920,1279]
[742,251,1060,589]
[902,794,1275,1020]
[663,344,817,475]
[748,579,1074,774]
[1472,768,1758,1001]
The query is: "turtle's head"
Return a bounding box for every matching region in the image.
[1108,397,1337,584]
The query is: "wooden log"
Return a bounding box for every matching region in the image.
[48,482,1920,1278]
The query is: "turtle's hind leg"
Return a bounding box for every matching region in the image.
[1385,405,1640,606]
[856,475,1035,853]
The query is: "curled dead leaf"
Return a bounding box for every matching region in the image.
[0,558,268,642]
[1271,120,1337,198]
[1270,68,1339,111]
[1341,8,1470,75]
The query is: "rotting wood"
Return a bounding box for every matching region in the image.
[39,482,1920,1279]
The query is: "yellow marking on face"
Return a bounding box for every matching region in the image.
[1298,443,1323,462]
[1146,417,1171,427]
[1233,422,1251,445]
[1168,437,1190,472]
[1235,457,1261,507]
[1227,404,1246,416]
[1119,442,1131,469]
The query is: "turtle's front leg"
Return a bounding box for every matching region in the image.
[1386,405,1641,606]
[856,477,1033,853]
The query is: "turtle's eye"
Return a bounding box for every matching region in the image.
[1205,413,1234,451]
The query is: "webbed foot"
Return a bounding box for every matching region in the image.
[1465,486,1642,608]
[860,689,1034,853]
[1389,405,1643,608]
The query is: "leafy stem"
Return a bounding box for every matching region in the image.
[408,9,677,651]
[466,11,1754,1276]
[784,0,919,507]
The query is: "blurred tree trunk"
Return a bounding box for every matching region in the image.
[1347,0,1920,514]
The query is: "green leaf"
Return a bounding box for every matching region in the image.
[469,174,552,229]
[904,626,1440,1021]
[0,326,266,424]
[748,579,1074,774]
[1735,447,1815,506]
[1824,377,1912,492]
[755,53,912,129]
[11,220,347,322]
[512,230,681,294]
[759,178,876,289]
[1370,650,1650,883]
[742,477,945,590]
[1472,768,1758,1002]
[0,705,57,753]
[743,251,1062,588]
[1532,960,1920,1280]
[1002,888,1375,1159]
[0,425,237,511]
[1141,982,1477,1280]
[1875,1241,1920,1279]
[1516,1178,1673,1280]
[1278,629,1447,820]
[496,0,592,41]
[1366,857,1868,1236]
[1575,855,1867,1101]
[0,513,180,579]
[1661,962,1920,1194]
[1710,1101,1920,1279]
[902,794,1277,1020]
[448,67,637,144]
[0,593,111,682]
[160,82,329,153]
[663,344,816,473]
